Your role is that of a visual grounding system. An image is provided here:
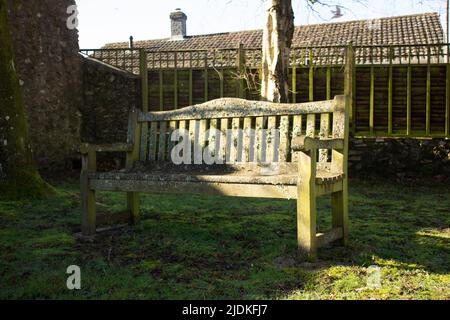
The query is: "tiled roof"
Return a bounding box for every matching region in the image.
[103,12,444,51]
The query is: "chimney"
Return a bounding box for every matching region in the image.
[170,8,187,40]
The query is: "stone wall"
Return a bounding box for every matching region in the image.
[7,0,83,172]
[81,57,141,144]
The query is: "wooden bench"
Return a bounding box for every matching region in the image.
[80,95,349,260]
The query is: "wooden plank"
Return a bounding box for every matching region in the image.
[158,121,167,161]
[279,116,290,162]
[370,66,375,135]
[426,64,431,135]
[306,114,316,137]
[81,152,96,236]
[297,148,317,261]
[174,69,178,109]
[189,120,200,164]
[309,49,314,102]
[406,66,412,136]
[159,70,164,111]
[326,66,331,100]
[266,116,277,163]
[139,49,149,113]
[205,119,219,165]
[139,99,336,122]
[388,65,393,135]
[204,57,209,102]
[292,50,297,103]
[220,69,224,98]
[255,117,265,163]
[446,64,450,137]
[220,118,229,164]
[90,179,298,200]
[229,118,241,163]
[167,121,178,161]
[319,113,330,163]
[198,119,207,164]
[188,69,193,106]
[148,121,158,161]
[139,122,149,161]
[344,44,355,134]
[238,43,246,98]
[291,115,302,163]
[243,117,252,163]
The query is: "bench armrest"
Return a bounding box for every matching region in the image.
[292,136,344,152]
[79,143,134,154]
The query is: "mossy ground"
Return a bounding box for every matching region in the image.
[0,178,448,300]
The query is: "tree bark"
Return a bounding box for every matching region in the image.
[0,0,52,199]
[261,0,294,103]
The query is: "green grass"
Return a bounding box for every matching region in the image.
[0,179,449,300]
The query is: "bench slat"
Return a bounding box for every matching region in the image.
[220,118,229,164]
[148,122,158,161]
[243,117,252,163]
[138,98,336,122]
[229,118,240,163]
[255,117,265,163]
[279,116,290,162]
[167,120,178,161]
[266,116,277,163]
[292,115,303,163]
[140,122,149,161]
[158,121,167,161]
[319,114,330,163]
[306,114,316,138]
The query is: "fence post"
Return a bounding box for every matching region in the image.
[237,43,246,99]
[344,43,355,134]
[139,49,149,113]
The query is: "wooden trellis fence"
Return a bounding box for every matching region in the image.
[80,43,450,138]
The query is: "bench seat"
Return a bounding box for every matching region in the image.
[89,164,344,186]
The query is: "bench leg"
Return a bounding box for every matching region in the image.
[127,192,140,224]
[81,173,96,237]
[332,182,349,246]
[297,184,317,261]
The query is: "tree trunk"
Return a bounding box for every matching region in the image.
[261,0,294,103]
[0,0,52,199]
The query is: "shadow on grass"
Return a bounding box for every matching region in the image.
[0,179,448,299]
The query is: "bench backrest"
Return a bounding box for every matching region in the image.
[131,95,348,165]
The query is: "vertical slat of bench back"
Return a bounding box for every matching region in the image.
[199,120,207,149]
[158,121,167,161]
[255,117,265,163]
[243,117,252,163]
[208,119,219,162]
[167,120,178,161]
[319,114,330,163]
[148,121,158,161]
[140,122,149,161]
[291,115,303,163]
[266,116,277,163]
[189,120,199,164]
[220,118,229,163]
[306,114,315,138]
[332,96,349,173]
[279,116,290,162]
[230,118,240,163]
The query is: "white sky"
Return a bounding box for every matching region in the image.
[75,0,447,49]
